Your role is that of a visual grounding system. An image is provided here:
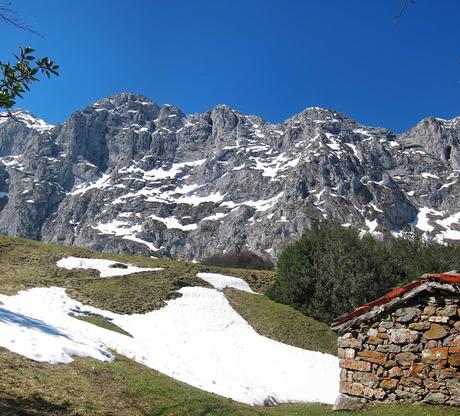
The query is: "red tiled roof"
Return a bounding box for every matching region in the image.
[333,273,460,326]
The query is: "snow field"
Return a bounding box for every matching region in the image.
[0,261,340,406]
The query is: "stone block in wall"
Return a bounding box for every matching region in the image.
[339,359,371,372]
[352,371,380,388]
[446,382,460,406]
[388,366,402,378]
[338,337,362,349]
[424,392,447,404]
[421,347,448,365]
[408,321,431,331]
[424,324,448,340]
[423,379,441,390]
[399,377,422,387]
[394,386,420,401]
[434,367,460,381]
[402,343,422,353]
[395,352,418,367]
[366,336,383,345]
[380,378,398,389]
[423,305,436,316]
[395,307,422,323]
[438,305,458,317]
[388,328,420,344]
[408,363,428,378]
[352,383,386,400]
[428,316,449,324]
[450,335,460,347]
[357,350,387,365]
[384,360,397,369]
[332,394,367,411]
[377,344,401,353]
[338,348,356,359]
[448,347,460,367]
[340,380,354,395]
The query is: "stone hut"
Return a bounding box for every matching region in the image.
[331,272,460,410]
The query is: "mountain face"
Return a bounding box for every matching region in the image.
[0,93,458,261]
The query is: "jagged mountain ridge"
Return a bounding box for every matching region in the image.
[0,93,458,260]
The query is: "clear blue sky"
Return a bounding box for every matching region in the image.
[2,0,460,132]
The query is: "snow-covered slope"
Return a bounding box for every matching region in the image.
[0,94,458,260]
[0,263,339,406]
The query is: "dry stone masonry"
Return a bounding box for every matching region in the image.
[331,272,460,409]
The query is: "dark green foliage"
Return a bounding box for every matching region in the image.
[202,250,274,270]
[0,47,58,110]
[266,222,460,324]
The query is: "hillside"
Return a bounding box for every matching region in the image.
[0,236,459,415]
[0,95,458,261]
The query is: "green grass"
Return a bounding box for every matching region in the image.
[0,235,459,415]
[225,288,337,355]
[73,315,132,337]
[0,235,274,313]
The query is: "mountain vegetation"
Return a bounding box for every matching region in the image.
[266,222,460,323]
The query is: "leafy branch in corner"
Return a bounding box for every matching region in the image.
[0,47,59,114]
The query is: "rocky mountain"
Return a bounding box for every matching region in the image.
[0,93,458,261]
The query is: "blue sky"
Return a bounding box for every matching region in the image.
[2,0,460,132]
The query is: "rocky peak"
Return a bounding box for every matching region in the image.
[398,116,460,169]
[0,94,458,261]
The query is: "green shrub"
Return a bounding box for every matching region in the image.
[266,222,460,324]
[202,250,274,270]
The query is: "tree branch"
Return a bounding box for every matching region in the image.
[0,2,44,38]
[394,0,415,25]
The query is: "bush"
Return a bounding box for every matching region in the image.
[202,250,274,270]
[266,222,460,324]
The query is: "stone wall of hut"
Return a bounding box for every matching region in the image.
[336,291,460,406]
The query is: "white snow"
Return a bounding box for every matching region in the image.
[411,207,444,232]
[200,212,228,222]
[121,159,206,183]
[71,174,111,196]
[0,295,113,364]
[56,257,163,277]
[435,212,460,240]
[92,219,141,236]
[439,178,458,190]
[232,164,246,171]
[175,191,225,206]
[370,203,383,213]
[0,155,23,169]
[91,219,159,251]
[11,110,54,132]
[421,172,440,179]
[345,142,360,160]
[242,192,284,212]
[0,284,339,406]
[122,235,159,252]
[150,215,198,231]
[365,219,378,234]
[197,272,254,293]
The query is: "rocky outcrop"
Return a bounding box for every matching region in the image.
[0,94,458,260]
